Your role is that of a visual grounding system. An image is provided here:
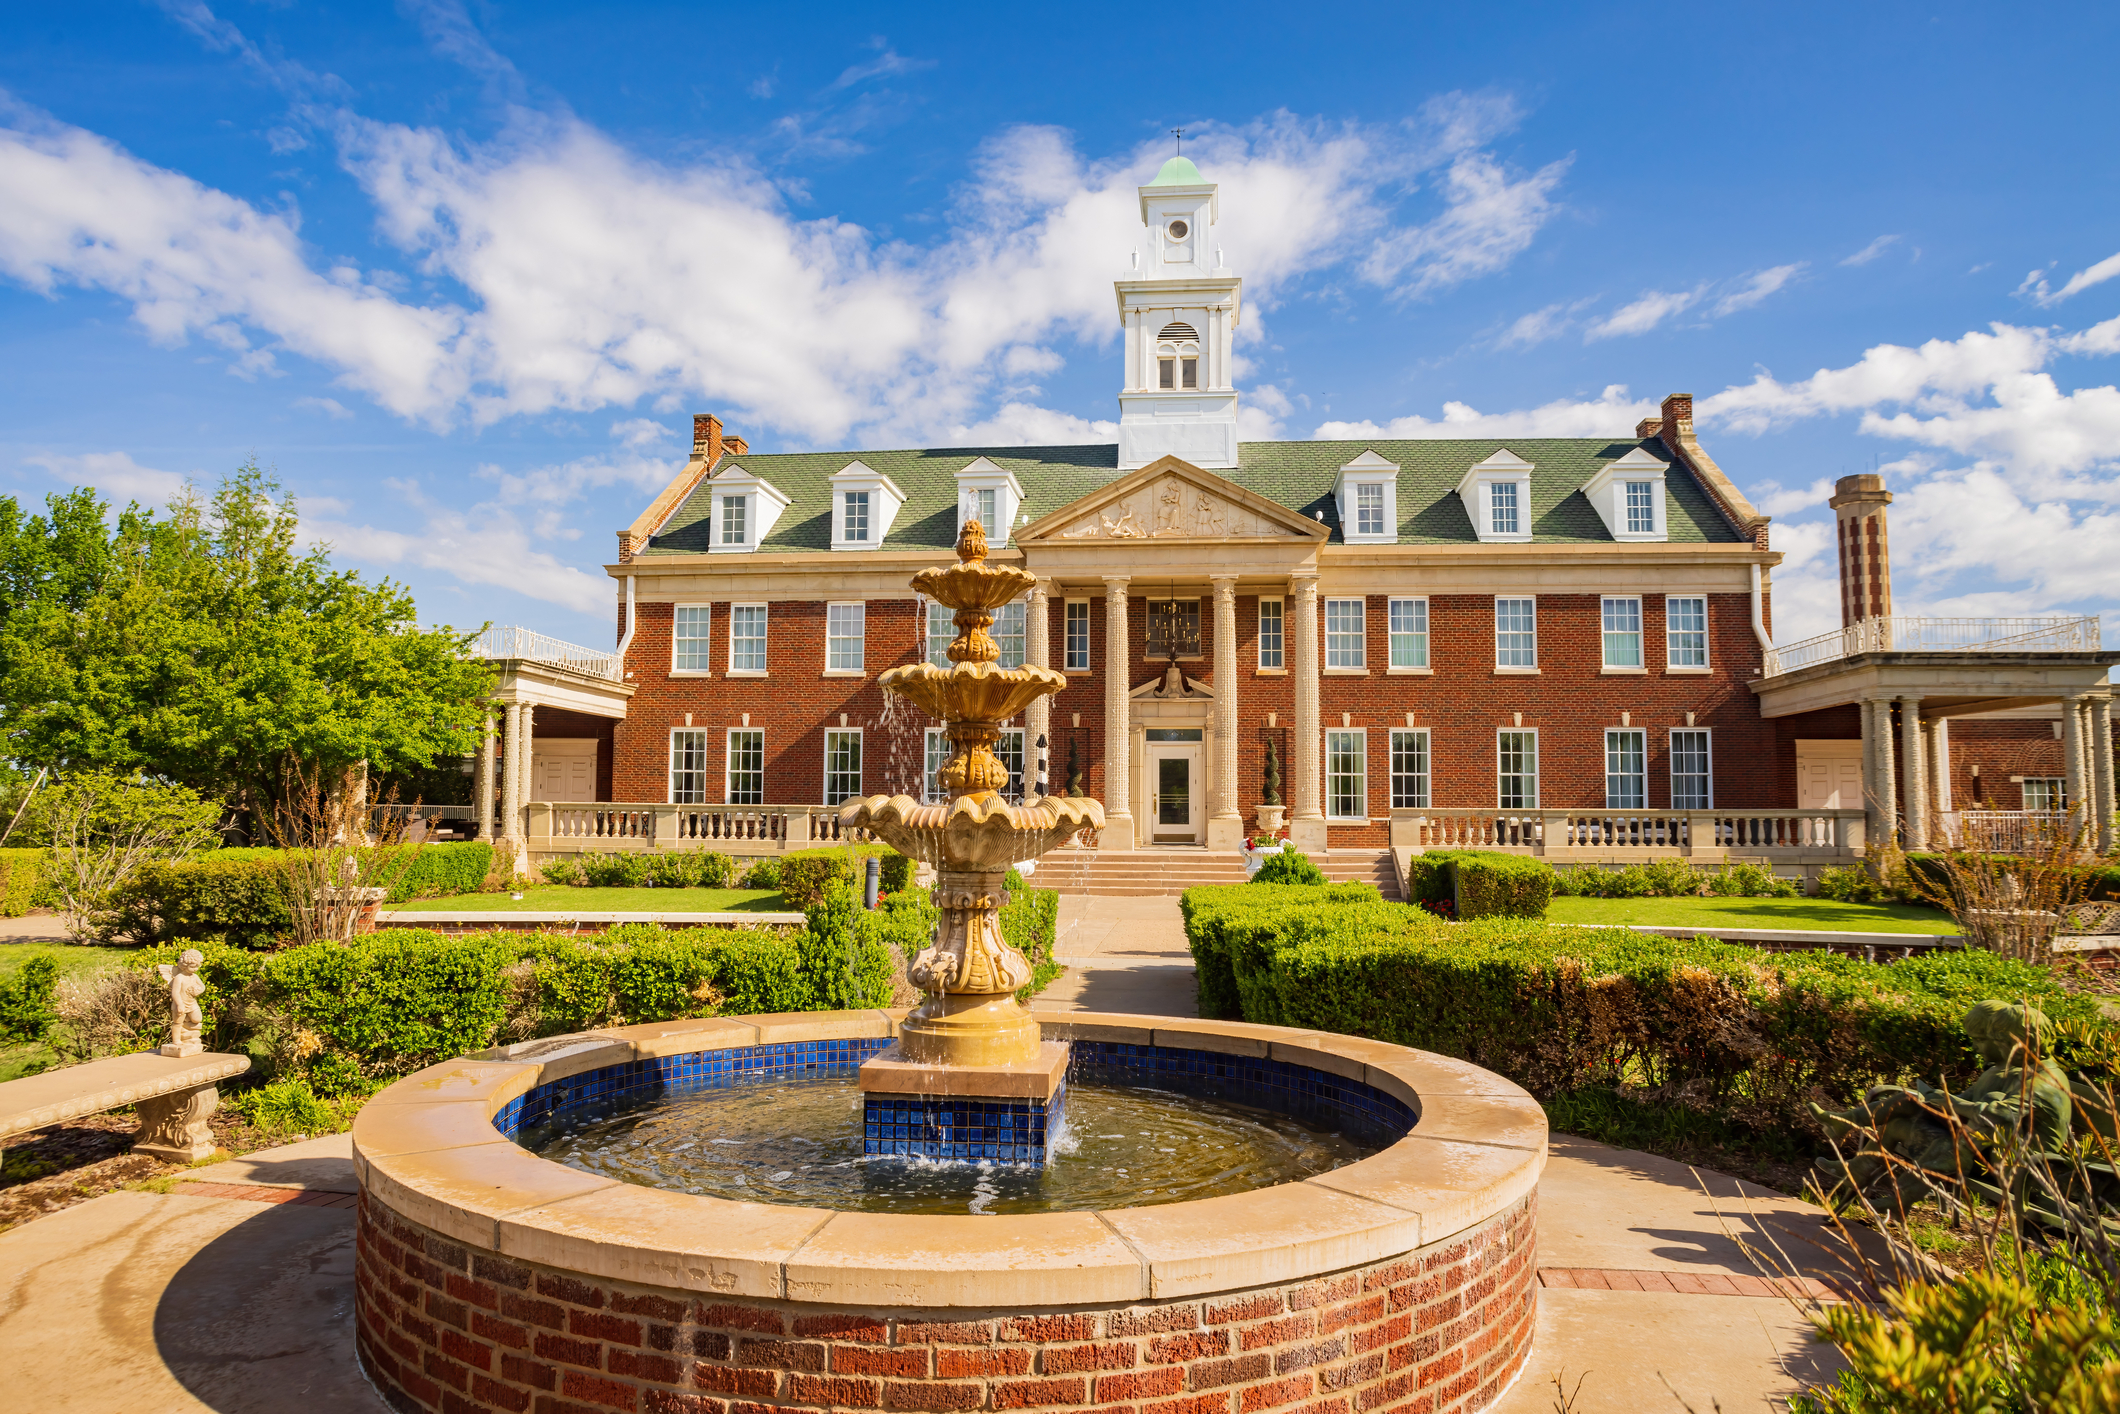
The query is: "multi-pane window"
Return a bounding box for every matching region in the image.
[1326,729,1367,819]
[1605,728,1646,809]
[1666,596,1708,668]
[1257,598,1284,669]
[1602,597,1643,668]
[966,487,997,533]
[669,730,709,804]
[994,600,1027,669]
[1490,482,1519,536]
[1389,729,1430,809]
[1355,483,1386,537]
[823,729,862,806]
[1671,729,1712,809]
[1388,598,1429,669]
[673,605,712,672]
[729,604,767,673]
[2023,777,2066,812]
[1325,598,1366,669]
[998,728,1025,801]
[924,729,951,803]
[1495,597,1537,667]
[1497,730,1539,809]
[1625,481,1656,534]
[1064,600,1090,670]
[720,494,747,545]
[724,729,764,806]
[926,601,953,667]
[1158,357,1198,389]
[826,602,865,672]
[843,491,870,543]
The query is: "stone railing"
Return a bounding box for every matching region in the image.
[470,625,623,679]
[524,802,873,854]
[1390,807,1864,859]
[1763,615,2100,677]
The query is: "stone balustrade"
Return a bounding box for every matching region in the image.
[1389,807,1864,862]
[524,802,875,855]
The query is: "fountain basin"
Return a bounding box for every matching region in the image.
[351,1010,1545,1414]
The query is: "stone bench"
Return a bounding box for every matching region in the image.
[0,1050,250,1167]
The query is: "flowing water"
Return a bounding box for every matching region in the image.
[521,1076,1385,1215]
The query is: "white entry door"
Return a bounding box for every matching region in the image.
[1795,740,1864,810]
[1146,745,1203,844]
[532,740,599,803]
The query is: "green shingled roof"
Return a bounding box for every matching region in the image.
[640,437,1738,555]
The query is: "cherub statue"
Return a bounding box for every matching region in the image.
[1812,1001,2074,1213]
[156,949,208,1057]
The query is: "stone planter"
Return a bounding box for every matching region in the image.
[1243,843,1285,878]
[351,1012,1546,1414]
[1254,803,1287,833]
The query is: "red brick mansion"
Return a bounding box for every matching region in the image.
[472,159,2116,874]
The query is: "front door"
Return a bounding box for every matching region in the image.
[1795,741,1864,810]
[1148,747,1202,844]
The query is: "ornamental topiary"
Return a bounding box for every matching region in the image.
[1449,855,1554,919]
[1250,845,1326,886]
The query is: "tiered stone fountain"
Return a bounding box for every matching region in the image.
[838,519,1101,1162]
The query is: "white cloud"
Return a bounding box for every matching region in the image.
[1313,384,1655,441]
[308,509,615,615]
[22,450,190,504]
[1840,234,1902,267]
[830,40,936,90]
[1583,288,1699,341]
[609,417,670,448]
[1712,263,1806,316]
[295,395,353,418]
[1494,299,1593,349]
[1749,477,1835,519]
[0,87,1570,445]
[941,402,1116,447]
[2019,249,2120,307]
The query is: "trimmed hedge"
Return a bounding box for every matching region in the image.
[0,848,54,917]
[1452,855,1554,919]
[545,850,738,890]
[1179,882,1391,1020]
[117,842,499,947]
[779,845,914,909]
[377,842,496,902]
[1179,881,2109,1129]
[1250,846,1327,887]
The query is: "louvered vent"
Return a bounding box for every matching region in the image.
[1158,322,1199,342]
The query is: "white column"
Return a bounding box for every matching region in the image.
[518,704,538,812]
[1207,575,1242,850]
[1289,573,1326,854]
[1873,698,1898,851]
[1025,580,1052,802]
[1102,576,1134,849]
[1899,696,1926,850]
[1859,696,1879,847]
[1931,716,1953,814]
[2063,692,2088,842]
[2094,695,2116,856]
[500,702,524,841]
[476,707,496,841]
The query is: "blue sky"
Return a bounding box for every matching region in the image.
[3,1,2118,654]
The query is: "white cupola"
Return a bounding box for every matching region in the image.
[706,463,790,554]
[1578,445,1669,542]
[1116,156,1243,471]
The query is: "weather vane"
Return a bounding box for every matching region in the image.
[1172,128,1183,154]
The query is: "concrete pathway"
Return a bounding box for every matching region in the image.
[1029,893,1199,1017]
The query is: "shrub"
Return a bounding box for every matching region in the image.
[0,955,59,1041]
[1818,864,1889,904]
[374,842,495,903]
[264,931,519,1074]
[1451,856,1554,919]
[540,856,587,887]
[0,848,55,917]
[738,858,782,890]
[1400,850,1514,908]
[999,868,1058,968]
[779,844,912,907]
[579,851,650,888]
[1250,846,1327,886]
[123,853,292,947]
[798,879,897,1010]
[1179,881,1390,1020]
[233,1075,340,1136]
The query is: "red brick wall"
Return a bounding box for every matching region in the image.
[605,592,1770,831]
[356,1190,1537,1414]
[1946,720,2070,811]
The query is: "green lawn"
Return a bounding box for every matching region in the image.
[1544,895,1960,935]
[1,939,141,1083]
[390,886,791,914]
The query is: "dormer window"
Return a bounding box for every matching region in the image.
[1578,446,1668,542]
[707,463,790,554]
[1456,449,1536,544]
[970,487,996,532]
[955,457,1024,543]
[1625,482,1655,534]
[1334,449,1401,545]
[1490,483,1519,536]
[1356,484,1386,537]
[827,460,905,552]
[721,495,747,545]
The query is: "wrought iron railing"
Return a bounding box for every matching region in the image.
[470,625,622,679]
[1763,615,2100,677]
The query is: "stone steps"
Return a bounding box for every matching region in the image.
[1027,849,1400,899]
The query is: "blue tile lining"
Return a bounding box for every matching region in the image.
[491,1035,1416,1159]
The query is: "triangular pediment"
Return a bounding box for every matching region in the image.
[1019,456,1329,544]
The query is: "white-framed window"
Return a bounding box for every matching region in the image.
[1326,729,1367,819]
[720,494,747,546]
[1257,597,1284,669]
[1671,729,1712,810]
[1158,356,1198,389]
[1497,729,1539,809]
[2022,777,2067,811]
[669,729,709,804]
[1666,596,1709,669]
[967,486,997,534]
[1606,728,1646,809]
[923,726,1023,802]
[826,602,865,672]
[1389,728,1430,809]
[924,728,951,803]
[995,600,1027,669]
[1625,482,1656,534]
[1602,597,1643,668]
[1064,599,1090,670]
[998,727,1025,801]
[1355,483,1386,537]
[725,728,764,805]
[926,600,953,667]
[843,491,870,543]
[1325,597,1366,669]
[672,604,712,673]
[1495,597,1537,668]
[1490,481,1520,536]
[729,604,767,674]
[823,728,863,806]
[1388,597,1429,669]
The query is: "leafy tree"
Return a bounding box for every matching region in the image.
[39,770,223,941]
[0,464,493,826]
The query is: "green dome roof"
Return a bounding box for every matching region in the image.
[1148,155,1205,186]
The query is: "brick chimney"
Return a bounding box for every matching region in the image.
[1828,474,1893,626]
[692,414,724,465]
[723,435,749,457]
[1634,416,1663,439]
